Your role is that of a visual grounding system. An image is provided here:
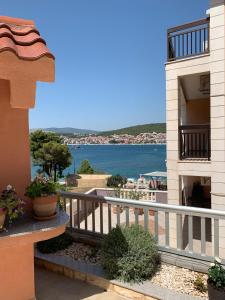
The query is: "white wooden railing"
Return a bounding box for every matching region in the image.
[87,187,168,203]
[60,191,225,263]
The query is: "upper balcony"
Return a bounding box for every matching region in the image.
[167,18,210,62]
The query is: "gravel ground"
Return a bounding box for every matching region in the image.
[150,264,208,298]
[55,242,208,298]
[55,242,101,264]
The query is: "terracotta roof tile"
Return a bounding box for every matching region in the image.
[0,16,54,60]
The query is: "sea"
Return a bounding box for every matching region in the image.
[31,144,166,179]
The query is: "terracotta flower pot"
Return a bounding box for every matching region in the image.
[0,208,7,231]
[33,195,58,220]
[208,280,225,300]
[112,206,123,214]
[149,209,155,216]
[133,208,144,215]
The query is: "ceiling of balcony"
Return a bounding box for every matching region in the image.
[180,73,210,101]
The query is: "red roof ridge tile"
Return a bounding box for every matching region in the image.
[0,15,54,61]
[0,16,34,27]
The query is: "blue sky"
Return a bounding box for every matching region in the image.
[2,0,208,130]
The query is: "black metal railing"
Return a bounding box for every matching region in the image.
[167,18,210,61]
[179,124,210,160]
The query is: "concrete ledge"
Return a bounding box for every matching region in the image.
[35,251,206,300]
[160,251,210,274]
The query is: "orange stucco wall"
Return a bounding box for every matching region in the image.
[0,79,31,200]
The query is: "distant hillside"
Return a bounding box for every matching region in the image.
[30,123,166,136]
[100,123,166,136]
[31,127,99,135]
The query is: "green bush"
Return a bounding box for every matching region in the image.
[107,174,127,188]
[101,225,160,283]
[37,233,73,253]
[208,258,225,289]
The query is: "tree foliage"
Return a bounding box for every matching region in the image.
[30,130,72,181]
[107,174,127,187]
[30,130,62,159]
[77,160,94,174]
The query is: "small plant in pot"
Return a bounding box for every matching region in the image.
[208,257,225,299]
[0,185,24,230]
[112,186,123,214]
[25,176,59,220]
[129,190,145,215]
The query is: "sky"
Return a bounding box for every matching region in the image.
[1,0,208,131]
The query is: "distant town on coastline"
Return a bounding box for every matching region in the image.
[31,123,166,145]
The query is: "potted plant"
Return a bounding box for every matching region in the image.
[129,190,145,215]
[25,176,59,220]
[0,185,24,230]
[112,186,123,214]
[208,257,225,299]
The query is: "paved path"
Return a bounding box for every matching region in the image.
[35,267,129,300]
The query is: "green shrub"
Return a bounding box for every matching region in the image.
[107,174,127,188]
[194,275,207,293]
[77,160,94,174]
[37,233,73,253]
[101,225,160,283]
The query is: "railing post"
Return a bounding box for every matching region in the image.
[154,211,158,243]
[177,214,182,251]
[167,30,170,61]
[69,198,73,229]
[100,201,103,234]
[92,201,95,232]
[208,127,211,161]
[179,126,182,160]
[188,215,193,253]
[165,211,170,248]
[201,217,206,256]
[125,207,130,226]
[144,208,149,232]
[214,218,219,257]
[108,204,112,233]
[77,198,80,229]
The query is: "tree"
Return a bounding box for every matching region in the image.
[30,130,72,181]
[30,130,62,159]
[77,160,94,174]
[35,141,72,182]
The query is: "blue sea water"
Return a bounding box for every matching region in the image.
[32,144,166,179]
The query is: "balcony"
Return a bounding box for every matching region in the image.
[179,124,211,160]
[167,18,210,61]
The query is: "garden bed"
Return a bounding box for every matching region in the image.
[51,241,208,298]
